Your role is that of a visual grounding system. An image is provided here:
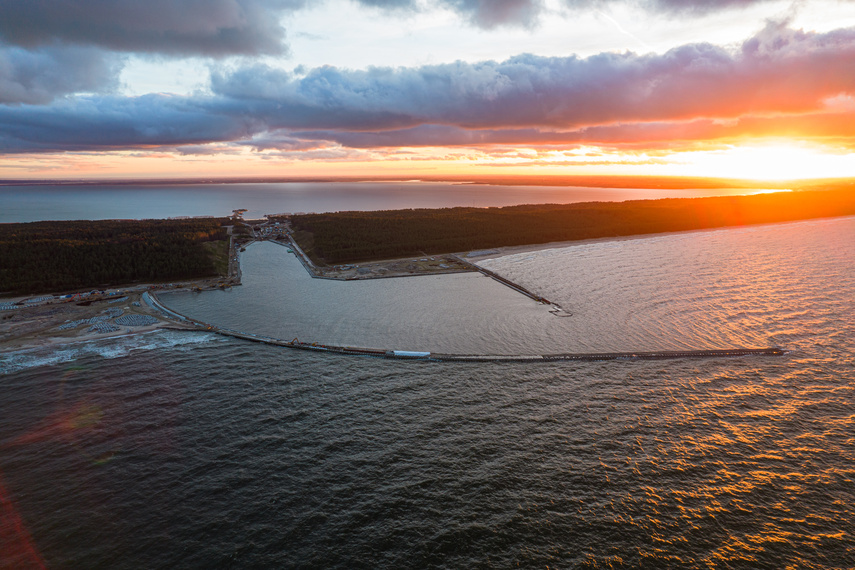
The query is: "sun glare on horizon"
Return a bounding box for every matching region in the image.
[6,140,855,183]
[664,143,855,181]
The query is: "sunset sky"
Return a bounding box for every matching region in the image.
[3,0,855,180]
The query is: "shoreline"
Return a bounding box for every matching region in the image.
[6,216,847,358]
[1,270,785,363]
[462,215,855,262]
[273,237,476,281]
[0,287,204,355]
[0,174,804,189]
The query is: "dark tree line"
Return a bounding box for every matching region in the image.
[292,188,855,264]
[0,218,229,294]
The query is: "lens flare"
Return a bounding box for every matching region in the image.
[0,473,47,569]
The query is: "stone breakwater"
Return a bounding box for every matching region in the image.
[146,292,784,363]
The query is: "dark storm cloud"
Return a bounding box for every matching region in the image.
[0,44,121,104]
[0,0,307,57]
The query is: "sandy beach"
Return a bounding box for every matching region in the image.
[460,225,784,262]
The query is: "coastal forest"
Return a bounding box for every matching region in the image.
[292,188,855,264]
[0,218,229,295]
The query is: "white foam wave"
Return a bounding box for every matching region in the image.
[0,330,226,375]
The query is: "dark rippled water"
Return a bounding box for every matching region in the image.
[1,218,854,568]
[2,337,853,568]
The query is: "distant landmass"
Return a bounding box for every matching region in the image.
[4,187,853,296]
[4,174,854,189]
[292,187,855,265]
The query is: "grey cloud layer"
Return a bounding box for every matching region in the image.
[0,0,831,57]
[0,0,543,105]
[442,0,544,28]
[0,95,258,152]
[0,45,121,105]
[0,0,836,106]
[580,0,801,16]
[0,0,299,104]
[3,23,855,153]
[336,0,855,28]
[282,110,855,151]
[364,0,855,27]
[211,22,855,130]
[0,0,306,56]
[0,0,544,55]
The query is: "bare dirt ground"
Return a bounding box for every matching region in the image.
[0,287,200,354]
[312,253,474,280]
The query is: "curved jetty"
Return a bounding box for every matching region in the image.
[451,255,554,305]
[145,292,785,364]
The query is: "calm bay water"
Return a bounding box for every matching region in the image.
[0,181,767,222]
[1,216,853,568]
[162,243,562,355]
[162,216,854,355]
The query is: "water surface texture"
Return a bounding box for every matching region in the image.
[1,217,853,568]
[164,217,854,355]
[480,217,855,354]
[162,243,562,355]
[1,181,766,222]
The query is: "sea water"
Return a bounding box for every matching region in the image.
[0,181,771,222]
[1,216,853,568]
[161,216,854,355]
